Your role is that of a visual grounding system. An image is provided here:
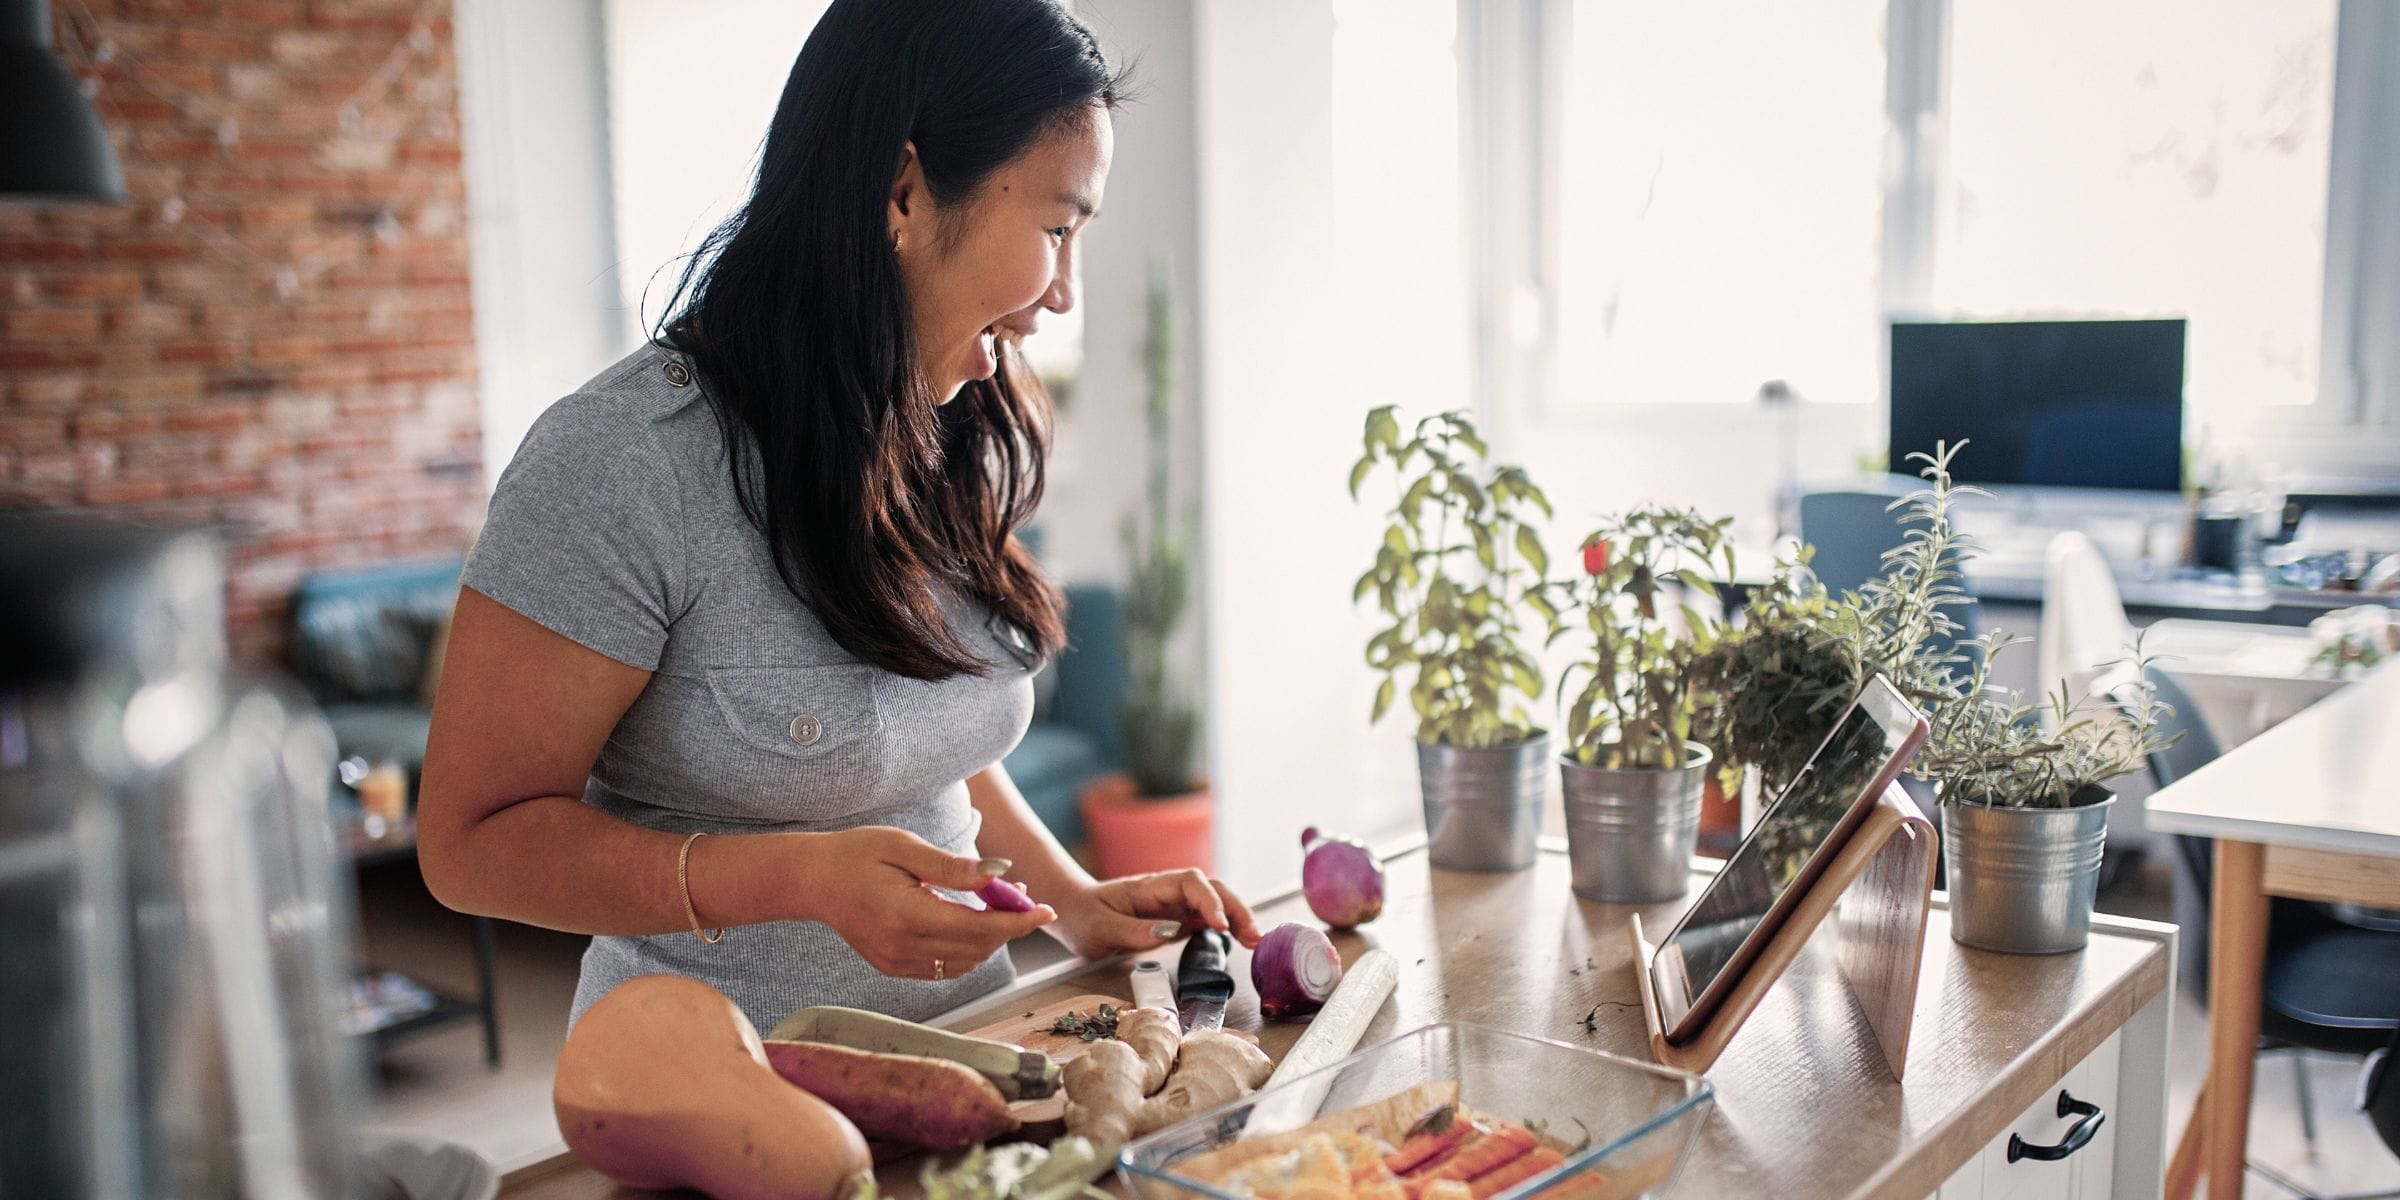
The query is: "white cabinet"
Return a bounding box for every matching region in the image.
[1936,1032,2125,1200]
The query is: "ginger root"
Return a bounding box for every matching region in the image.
[1138,1029,1273,1132]
[1066,1019,1277,1148]
[1063,1038,1148,1147]
[1117,1006,1181,1095]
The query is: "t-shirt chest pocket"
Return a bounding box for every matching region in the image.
[703,664,888,818]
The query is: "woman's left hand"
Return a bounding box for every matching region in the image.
[1046,869,1264,960]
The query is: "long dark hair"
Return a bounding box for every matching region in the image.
[659,0,1124,680]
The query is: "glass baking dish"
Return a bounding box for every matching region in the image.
[1119,1023,1714,1200]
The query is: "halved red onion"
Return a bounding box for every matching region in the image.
[1252,922,1344,1018]
[975,877,1036,913]
[1301,826,1385,929]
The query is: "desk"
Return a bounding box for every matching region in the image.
[497,844,2174,1200]
[2150,666,2400,1200]
[2142,619,2351,747]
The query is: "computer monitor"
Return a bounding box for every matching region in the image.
[1888,318,2185,492]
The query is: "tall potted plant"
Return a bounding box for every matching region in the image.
[1349,407,1555,871]
[1548,506,1737,901]
[1080,268,1211,877]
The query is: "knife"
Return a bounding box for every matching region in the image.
[1174,928,1235,1032]
[1129,957,1174,1013]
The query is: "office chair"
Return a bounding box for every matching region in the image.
[2127,666,2400,1197]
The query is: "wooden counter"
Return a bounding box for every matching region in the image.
[500,843,2172,1200]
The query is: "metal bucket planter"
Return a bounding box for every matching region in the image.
[1417,732,1550,872]
[1941,784,2114,955]
[1561,743,1711,903]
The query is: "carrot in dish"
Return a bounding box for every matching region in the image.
[1384,1111,1471,1176]
[1466,1147,1564,1199]
[1405,1123,1538,1194]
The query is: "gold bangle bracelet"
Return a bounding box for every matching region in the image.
[677,831,725,945]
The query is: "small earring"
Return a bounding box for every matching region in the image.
[892,231,904,253]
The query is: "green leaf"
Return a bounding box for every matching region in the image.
[1514,525,1548,579]
[1471,523,1496,570]
[1371,677,1396,723]
[1348,457,1374,500]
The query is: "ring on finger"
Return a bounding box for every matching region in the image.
[934,957,945,982]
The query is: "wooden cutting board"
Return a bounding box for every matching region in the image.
[964,992,1142,1130]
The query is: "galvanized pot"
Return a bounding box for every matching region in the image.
[1417,732,1550,872]
[1941,784,2114,955]
[1561,743,1711,903]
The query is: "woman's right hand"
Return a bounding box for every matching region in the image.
[789,826,1057,980]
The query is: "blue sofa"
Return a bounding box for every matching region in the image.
[289,556,463,780]
[1001,582,1128,848]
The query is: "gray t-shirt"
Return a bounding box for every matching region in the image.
[463,342,1037,1031]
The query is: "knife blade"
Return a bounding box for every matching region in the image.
[1174,928,1234,1032]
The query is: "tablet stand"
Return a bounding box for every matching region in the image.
[1629,781,1938,1081]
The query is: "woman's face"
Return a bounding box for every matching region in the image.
[891,108,1113,404]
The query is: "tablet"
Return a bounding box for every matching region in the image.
[1650,674,1928,1042]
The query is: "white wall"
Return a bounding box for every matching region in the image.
[600,0,829,326]
[1194,0,1426,898]
[454,0,639,480]
[1039,2,1203,592]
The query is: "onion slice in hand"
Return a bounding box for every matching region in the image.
[1300,826,1385,929]
[1252,923,1344,1018]
[976,877,1037,913]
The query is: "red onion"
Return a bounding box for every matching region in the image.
[1251,922,1344,1018]
[975,877,1036,913]
[1301,826,1384,929]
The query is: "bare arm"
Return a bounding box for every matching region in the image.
[418,589,1053,974]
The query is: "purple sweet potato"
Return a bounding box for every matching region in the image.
[762,1040,1020,1150]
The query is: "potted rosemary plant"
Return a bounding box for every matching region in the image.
[1080,268,1211,877]
[1811,442,2177,953]
[1349,406,1554,871]
[1548,506,1737,901]
[1924,630,2176,954]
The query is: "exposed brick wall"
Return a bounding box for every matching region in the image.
[0,0,481,663]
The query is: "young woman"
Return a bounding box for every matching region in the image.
[418,0,1260,1031]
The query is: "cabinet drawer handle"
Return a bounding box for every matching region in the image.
[2007,1090,2106,1164]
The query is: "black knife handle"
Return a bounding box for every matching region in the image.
[1176,927,1235,1001]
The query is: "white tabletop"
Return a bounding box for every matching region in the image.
[2147,661,2400,857]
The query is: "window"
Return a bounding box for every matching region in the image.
[1932,0,2337,443]
[1553,0,1889,409]
[1461,0,2375,465]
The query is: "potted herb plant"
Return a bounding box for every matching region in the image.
[1349,406,1554,872]
[1080,268,1211,877]
[1548,505,1737,901]
[1817,442,2177,953]
[1922,629,2176,954]
[1684,549,1866,852]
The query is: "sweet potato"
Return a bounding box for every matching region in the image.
[553,975,870,1200]
[762,1039,1020,1150]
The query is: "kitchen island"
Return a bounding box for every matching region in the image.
[499,842,2173,1200]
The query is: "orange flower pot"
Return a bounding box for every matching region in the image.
[1078,773,1215,879]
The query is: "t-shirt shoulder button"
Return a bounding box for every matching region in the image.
[662,359,692,388]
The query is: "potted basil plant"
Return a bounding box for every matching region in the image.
[1349,406,1554,872]
[1547,505,1736,901]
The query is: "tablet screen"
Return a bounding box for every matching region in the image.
[1651,677,1924,1036]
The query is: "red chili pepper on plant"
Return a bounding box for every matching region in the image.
[1582,539,1610,576]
